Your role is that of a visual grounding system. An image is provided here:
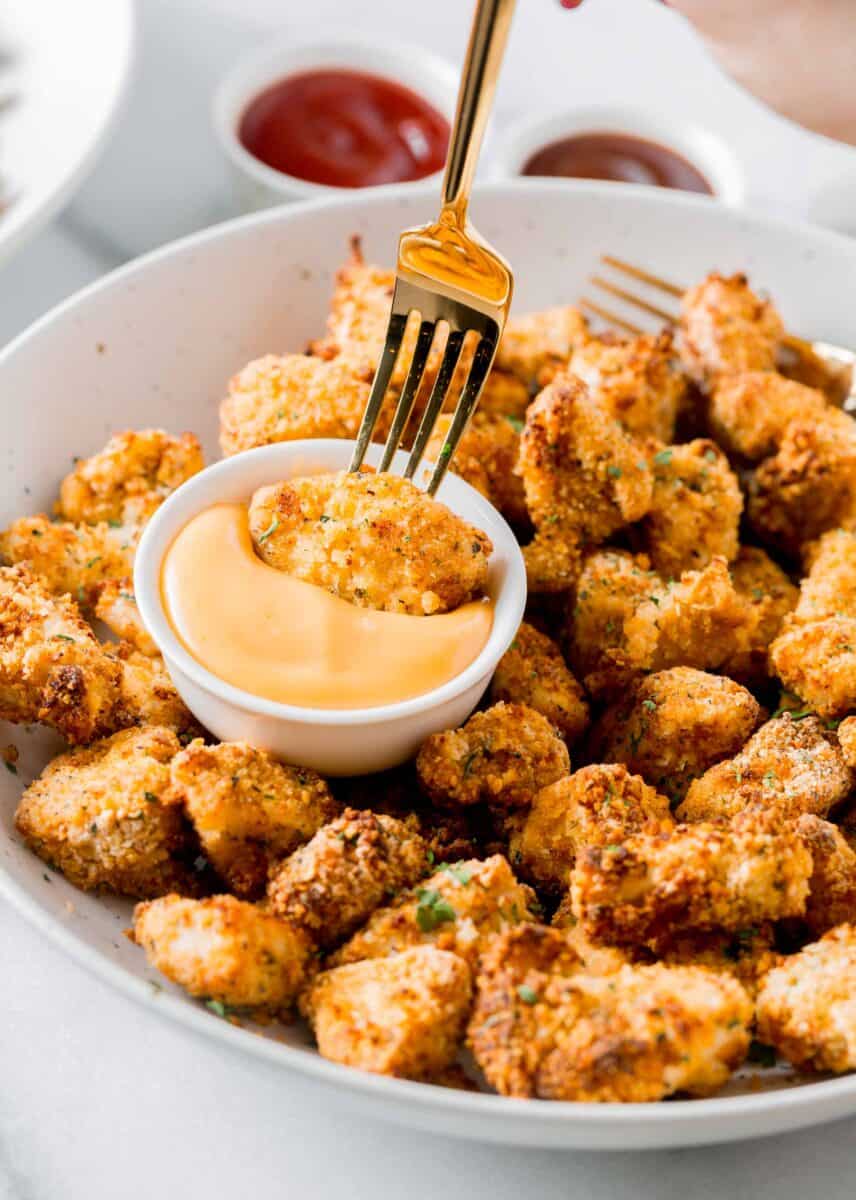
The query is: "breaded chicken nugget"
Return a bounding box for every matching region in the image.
[425,411,528,527]
[416,702,570,810]
[709,372,830,461]
[15,726,198,896]
[469,926,751,1100]
[642,440,742,577]
[769,617,856,720]
[266,808,427,948]
[521,527,583,594]
[0,513,137,606]
[94,579,158,656]
[517,375,652,545]
[678,715,852,824]
[133,893,312,1015]
[549,903,640,973]
[0,565,122,743]
[755,925,856,1073]
[330,855,537,969]
[568,549,659,694]
[58,429,203,526]
[796,528,856,621]
[747,413,856,555]
[591,668,762,803]
[304,946,472,1079]
[569,330,687,443]
[105,642,198,736]
[796,815,856,936]
[651,924,778,996]
[571,814,811,945]
[489,622,589,744]
[721,546,799,683]
[838,716,856,767]
[679,272,784,386]
[509,765,672,893]
[495,305,588,386]
[249,470,492,615]
[219,353,378,456]
[168,739,337,898]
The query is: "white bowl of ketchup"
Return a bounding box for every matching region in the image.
[213,37,459,210]
[134,438,526,777]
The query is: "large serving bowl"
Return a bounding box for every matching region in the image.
[3,181,856,1151]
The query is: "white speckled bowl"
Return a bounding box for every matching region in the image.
[3,182,856,1149]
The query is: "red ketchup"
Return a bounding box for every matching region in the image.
[238,69,450,188]
[522,131,713,195]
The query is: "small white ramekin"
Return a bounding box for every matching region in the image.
[491,105,746,208]
[213,37,459,212]
[134,439,526,776]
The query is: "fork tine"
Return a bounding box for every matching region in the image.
[377,318,436,473]
[404,329,466,482]
[601,255,684,298]
[425,332,497,496]
[579,298,645,335]
[590,275,678,324]
[348,307,409,473]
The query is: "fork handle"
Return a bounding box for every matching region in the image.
[441,0,517,225]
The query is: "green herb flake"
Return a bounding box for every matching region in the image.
[415,888,456,933]
[85,556,102,569]
[205,999,231,1019]
[143,791,159,803]
[441,863,472,886]
[319,514,332,523]
[703,448,718,463]
[505,415,524,433]
[258,515,279,543]
[653,448,673,467]
[641,699,657,712]
[606,465,623,480]
[107,518,123,528]
[516,984,538,1006]
[52,634,75,643]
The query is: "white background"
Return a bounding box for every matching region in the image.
[3,1,856,1196]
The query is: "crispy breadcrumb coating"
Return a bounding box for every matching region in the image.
[0,565,123,742]
[721,546,799,683]
[709,372,830,461]
[508,764,672,893]
[106,642,198,736]
[425,411,528,527]
[642,440,742,577]
[569,331,687,443]
[58,429,203,526]
[769,617,856,720]
[416,702,570,810]
[796,528,856,622]
[133,893,312,1015]
[249,470,492,615]
[219,353,378,456]
[15,726,198,896]
[94,579,158,656]
[797,815,856,936]
[650,924,778,997]
[571,814,811,945]
[517,375,652,545]
[304,946,472,1079]
[167,740,337,898]
[755,925,856,1073]
[266,808,427,948]
[679,272,784,385]
[838,716,856,767]
[521,528,582,594]
[0,514,137,606]
[591,668,762,804]
[678,715,852,824]
[329,855,537,969]
[489,622,589,744]
[495,305,588,386]
[551,907,639,974]
[468,926,751,1100]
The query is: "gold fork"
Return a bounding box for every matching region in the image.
[349,0,516,495]
[582,255,856,411]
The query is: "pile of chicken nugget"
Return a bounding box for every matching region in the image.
[5,239,856,1104]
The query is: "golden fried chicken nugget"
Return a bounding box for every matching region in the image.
[416,702,570,810]
[796,528,856,622]
[105,642,199,736]
[709,372,830,461]
[249,470,491,615]
[721,546,799,683]
[425,411,528,527]
[521,528,583,594]
[551,908,640,975]
[0,513,137,606]
[94,579,158,656]
[509,765,672,894]
[651,925,778,997]
[591,668,762,803]
[219,353,378,456]
[266,808,427,948]
[679,272,784,385]
[15,726,198,896]
[571,814,811,945]
[769,617,856,720]
[489,622,589,744]
[568,549,659,694]
[747,413,856,555]
[838,716,856,767]
[469,926,751,1100]
[58,429,203,526]
[304,946,472,1079]
[569,330,687,443]
[330,855,537,969]
[517,375,652,545]
[642,440,742,577]
[796,815,856,936]
[755,925,856,1073]
[168,739,337,898]
[0,565,123,742]
[133,894,312,1015]
[678,715,852,824]
[495,305,588,386]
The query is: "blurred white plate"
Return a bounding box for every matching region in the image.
[2,180,856,1150]
[0,0,135,263]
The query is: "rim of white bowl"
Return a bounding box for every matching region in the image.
[212,33,459,200]
[134,439,527,727]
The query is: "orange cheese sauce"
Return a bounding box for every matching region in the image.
[161,503,493,709]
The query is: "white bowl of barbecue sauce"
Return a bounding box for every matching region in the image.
[134,440,526,776]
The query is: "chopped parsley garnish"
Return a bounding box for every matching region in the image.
[652,448,673,467]
[441,863,472,885]
[704,448,718,463]
[107,518,123,528]
[505,415,524,432]
[143,791,159,803]
[319,514,331,523]
[415,888,456,932]
[205,999,233,1019]
[52,634,75,643]
[516,984,538,1006]
[85,557,101,569]
[4,760,17,775]
[258,516,279,543]
[641,698,657,712]
[606,465,623,479]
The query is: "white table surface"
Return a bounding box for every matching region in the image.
[4,2,856,1197]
